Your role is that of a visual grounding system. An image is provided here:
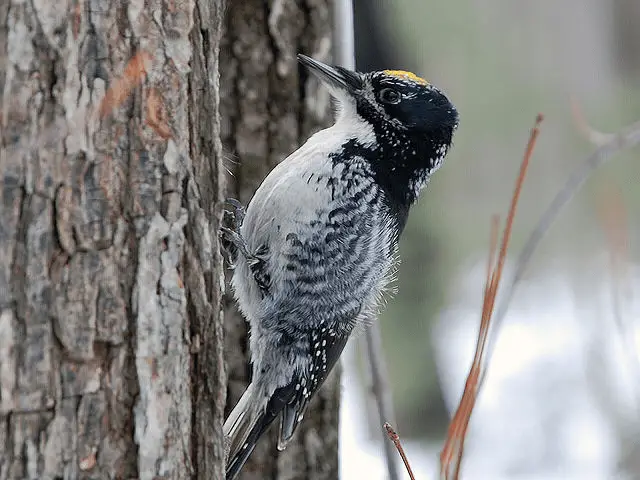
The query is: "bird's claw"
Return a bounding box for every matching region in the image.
[220,226,251,259]
[224,198,246,228]
[221,198,249,259]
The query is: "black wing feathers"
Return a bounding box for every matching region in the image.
[277,326,351,448]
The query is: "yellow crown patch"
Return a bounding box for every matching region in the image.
[383,70,428,85]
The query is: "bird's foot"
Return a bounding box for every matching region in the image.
[221,198,250,259]
[225,198,246,229]
[220,226,252,260]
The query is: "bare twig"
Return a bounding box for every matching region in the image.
[483,117,640,383]
[440,115,543,480]
[485,215,501,299]
[450,215,500,478]
[384,423,416,480]
[332,1,400,479]
[365,324,399,480]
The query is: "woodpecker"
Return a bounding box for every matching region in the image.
[223,54,458,479]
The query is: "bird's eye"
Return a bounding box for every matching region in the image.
[378,88,401,105]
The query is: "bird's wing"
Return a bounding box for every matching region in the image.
[253,155,397,449]
[275,326,350,449]
[229,139,398,467]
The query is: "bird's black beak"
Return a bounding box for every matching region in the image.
[298,54,363,95]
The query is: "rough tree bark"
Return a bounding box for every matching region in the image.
[220,1,340,479]
[1,0,340,479]
[0,0,227,478]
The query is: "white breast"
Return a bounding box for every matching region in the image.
[231,116,380,326]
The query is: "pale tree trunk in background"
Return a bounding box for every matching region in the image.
[612,0,640,80]
[220,1,340,479]
[0,0,227,478]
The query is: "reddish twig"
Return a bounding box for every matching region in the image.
[384,423,416,480]
[484,215,501,299]
[486,116,640,380]
[450,215,501,478]
[440,114,543,480]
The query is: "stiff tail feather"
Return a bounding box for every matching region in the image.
[277,399,308,451]
[224,384,278,480]
[225,378,315,478]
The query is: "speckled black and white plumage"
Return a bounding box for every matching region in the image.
[223,55,458,480]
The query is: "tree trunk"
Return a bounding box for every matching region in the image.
[612,0,640,80]
[220,1,340,479]
[1,0,340,479]
[0,0,227,478]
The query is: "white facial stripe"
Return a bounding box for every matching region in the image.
[359,77,406,128]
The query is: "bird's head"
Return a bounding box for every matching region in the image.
[298,54,457,135]
[298,54,458,209]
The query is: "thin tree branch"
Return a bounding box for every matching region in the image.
[384,423,416,480]
[440,115,542,480]
[332,2,400,479]
[482,117,640,386]
[365,323,400,480]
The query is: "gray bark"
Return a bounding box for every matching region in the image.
[220,1,340,479]
[1,0,340,478]
[0,0,226,478]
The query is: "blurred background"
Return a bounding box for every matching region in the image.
[340,0,640,478]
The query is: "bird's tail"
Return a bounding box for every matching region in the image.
[224,383,278,480]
